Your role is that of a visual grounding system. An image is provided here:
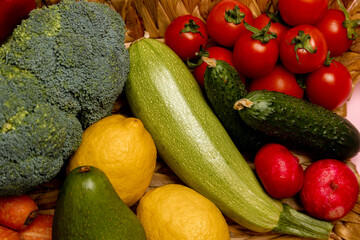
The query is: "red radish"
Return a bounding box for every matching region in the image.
[254,143,304,199]
[19,214,53,240]
[300,159,359,221]
[0,225,22,240]
[0,0,36,43]
[0,194,38,231]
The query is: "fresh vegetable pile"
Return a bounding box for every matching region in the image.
[1,0,360,239]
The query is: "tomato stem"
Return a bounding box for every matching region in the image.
[291,31,317,62]
[337,0,359,40]
[180,19,205,38]
[323,51,335,67]
[186,46,209,68]
[243,20,277,43]
[225,5,245,25]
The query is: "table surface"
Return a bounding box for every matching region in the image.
[347,82,360,172]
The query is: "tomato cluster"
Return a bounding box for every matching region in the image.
[164,0,359,111]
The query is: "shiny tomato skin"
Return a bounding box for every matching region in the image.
[233,31,278,78]
[193,46,235,88]
[164,15,208,60]
[278,0,328,26]
[316,9,353,57]
[305,60,352,110]
[252,13,290,45]
[255,143,304,199]
[206,0,253,47]
[279,25,328,74]
[249,64,304,98]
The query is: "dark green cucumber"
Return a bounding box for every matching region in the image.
[203,58,270,154]
[235,90,360,160]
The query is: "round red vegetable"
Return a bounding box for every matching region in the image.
[305,55,352,110]
[252,13,289,45]
[278,0,328,26]
[233,21,278,78]
[193,46,235,88]
[164,15,208,61]
[206,0,253,47]
[300,159,359,221]
[249,64,304,99]
[316,5,359,57]
[254,143,304,199]
[279,24,328,74]
[0,0,36,43]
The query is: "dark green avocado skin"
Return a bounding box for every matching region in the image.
[238,90,360,160]
[52,166,147,240]
[204,60,270,155]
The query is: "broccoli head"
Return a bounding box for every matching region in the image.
[0,0,129,195]
[0,0,129,128]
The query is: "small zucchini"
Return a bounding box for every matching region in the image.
[125,38,333,239]
[203,58,270,155]
[235,90,360,160]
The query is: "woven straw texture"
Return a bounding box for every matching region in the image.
[32,0,360,239]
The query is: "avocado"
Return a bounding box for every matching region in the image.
[204,58,270,155]
[235,90,360,160]
[52,166,147,240]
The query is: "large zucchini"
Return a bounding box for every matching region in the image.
[125,38,333,239]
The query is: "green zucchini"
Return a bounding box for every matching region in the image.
[125,38,333,239]
[203,58,270,155]
[235,90,360,160]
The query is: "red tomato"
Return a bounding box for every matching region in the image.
[252,13,289,44]
[316,9,354,57]
[233,24,278,78]
[164,15,208,60]
[279,25,328,74]
[0,0,36,43]
[255,143,304,199]
[249,64,304,98]
[278,0,328,26]
[206,0,253,47]
[193,46,235,88]
[305,59,352,110]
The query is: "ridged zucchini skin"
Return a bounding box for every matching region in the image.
[204,59,270,155]
[236,90,360,160]
[125,38,333,239]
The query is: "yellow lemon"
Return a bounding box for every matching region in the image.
[67,114,157,206]
[136,184,230,240]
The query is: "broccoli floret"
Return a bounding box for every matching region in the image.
[1,0,129,128]
[0,64,83,195]
[0,0,129,195]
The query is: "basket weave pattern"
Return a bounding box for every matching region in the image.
[33,0,360,239]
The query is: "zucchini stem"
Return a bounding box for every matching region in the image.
[273,204,333,239]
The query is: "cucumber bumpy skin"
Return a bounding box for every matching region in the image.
[125,38,333,239]
[203,58,270,155]
[235,90,360,160]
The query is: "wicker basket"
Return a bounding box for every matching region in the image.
[32,0,360,239]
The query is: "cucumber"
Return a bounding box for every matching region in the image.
[125,38,333,239]
[235,90,360,160]
[203,58,270,155]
